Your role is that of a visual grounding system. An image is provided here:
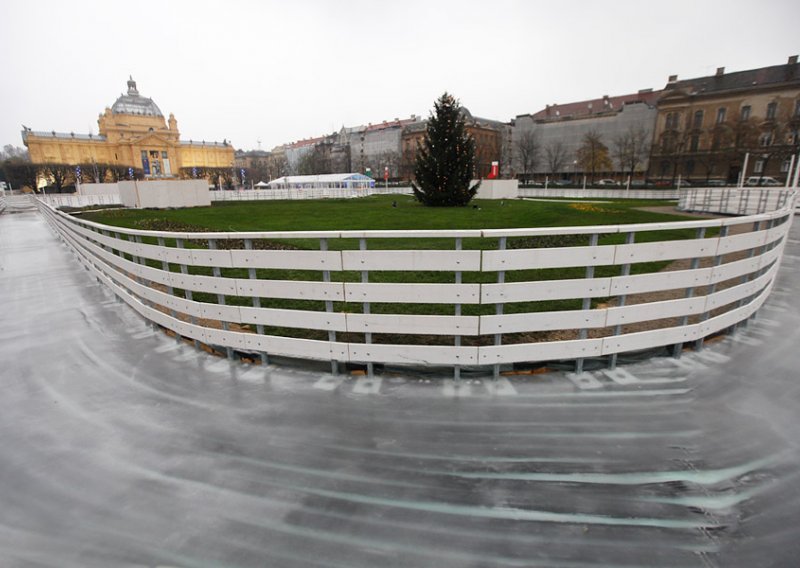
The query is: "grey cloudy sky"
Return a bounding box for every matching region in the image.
[2,0,798,152]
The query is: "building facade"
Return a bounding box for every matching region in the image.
[649,57,800,184]
[22,78,234,179]
[512,90,661,181]
[401,109,506,180]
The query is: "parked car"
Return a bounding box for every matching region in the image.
[745,176,782,187]
[595,179,619,186]
[705,179,728,187]
[551,179,573,187]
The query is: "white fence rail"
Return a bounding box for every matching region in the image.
[36,188,795,376]
[519,188,682,200]
[680,187,797,216]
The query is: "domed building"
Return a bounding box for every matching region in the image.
[22,77,233,178]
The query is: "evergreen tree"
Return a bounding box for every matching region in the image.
[412,93,480,206]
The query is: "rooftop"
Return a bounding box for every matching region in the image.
[111,77,163,117]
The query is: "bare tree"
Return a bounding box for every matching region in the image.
[2,162,41,192]
[576,131,612,182]
[514,130,540,182]
[43,163,75,192]
[544,140,567,176]
[267,154,289,179]
[0,144,29,161]
[613,126,651,179]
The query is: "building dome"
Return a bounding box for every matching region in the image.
[111,76,163,117]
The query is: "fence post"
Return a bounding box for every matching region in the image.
[360,237,373,378]
[244,238,269,366]
[176,238,200,350]
[696,225,729,351]
[320,237,338,375]
[493,236,507,380]
[454,237,462,382]
[208,238,235,360]
[673,226,706,358]
[609,231,634,369]
[575,233,598,374]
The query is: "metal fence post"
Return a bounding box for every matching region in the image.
[245,238,269,366]
[696,225,729,351]
[320,237,337,375]
[454,237,462,382]
[360,238,373,378]
[673,227,706,357]
[493,236,506,380]
[575,233,598,374]
[176,238,200,349]
[609,231,634,369]
[209,238,234,360]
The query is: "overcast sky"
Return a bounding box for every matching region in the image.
[2,0,798,152]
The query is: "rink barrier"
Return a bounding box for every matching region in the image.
[36,187,796,377]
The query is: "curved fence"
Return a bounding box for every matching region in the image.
[36,188,795,376]
[518,188,681,200]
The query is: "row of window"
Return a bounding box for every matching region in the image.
[665,100,800,130]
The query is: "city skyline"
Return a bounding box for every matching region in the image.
[1,0,798,153]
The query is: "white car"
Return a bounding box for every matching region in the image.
[595,179,619,186]
[745,176,782,187]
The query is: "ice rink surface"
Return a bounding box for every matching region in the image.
[1,204,799,567]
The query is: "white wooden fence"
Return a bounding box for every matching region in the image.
[36,187,796,376]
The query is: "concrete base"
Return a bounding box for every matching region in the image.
[474,179,519,200]
[119,179,211,208]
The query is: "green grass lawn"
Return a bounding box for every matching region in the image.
[80,194,687,233]
[75,196,712,343]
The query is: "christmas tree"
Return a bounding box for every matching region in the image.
[412,93,480,206]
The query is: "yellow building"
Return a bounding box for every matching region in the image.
[22,77,233,178]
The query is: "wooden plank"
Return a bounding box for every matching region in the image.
[614,239,718,264]
[169,272,239,296]
[235,278,344,301]
[610,268,712,295]
[345,313,480,335]
[716,231,768,255]
[478,339,603,365]
[481,278,611,304]
[190,249,234,268]
[341,249,481,271]
[601,325,700,355]
[239,306,346,331]
[344,282,480,304]
[605,297,706,326]
[479,309,607,334]
[245,333,348,361]
[348,343,478,365]
[482,245,616,271]
[230,249,342,271]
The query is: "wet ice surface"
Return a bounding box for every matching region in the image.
[1,209,800,567]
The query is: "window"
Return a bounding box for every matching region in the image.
[689,135,700,152]
[759,132,773,147]
[665,112,679,130]
[693,110,704,129]
[716,107,727,124]
[754,159,765,173]
[766,102,777,120]
[740,105,751,121]
[781,160,791,173]
[789,130,799,145]
[686,159,695,175]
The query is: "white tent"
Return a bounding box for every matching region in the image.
[254,181,269,188]
[267,173,375,190]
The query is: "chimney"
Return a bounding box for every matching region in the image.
[603,95,610,107]
[716,67,725,76]
[668,74,678,83]
[789,55,799,65]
